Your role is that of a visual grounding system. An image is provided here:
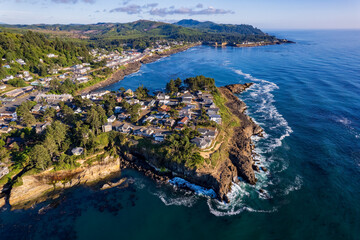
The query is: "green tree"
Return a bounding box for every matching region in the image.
[30,144,51,170]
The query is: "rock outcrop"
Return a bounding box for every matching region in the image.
[9,156,120,208]
[219,84,263,185]
[0,196,5,208]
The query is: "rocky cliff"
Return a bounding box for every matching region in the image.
[8,156,120,208]
[219,84,263,185]
[125,83,262,202]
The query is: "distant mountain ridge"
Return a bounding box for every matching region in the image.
[0,19,291,50]
[175,19,265,36]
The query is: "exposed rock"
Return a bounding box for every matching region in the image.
[101,178,127,190]
[9,156,120,208]
[219,85,263,185]
[0,196,5,208]
[224,83,253,94]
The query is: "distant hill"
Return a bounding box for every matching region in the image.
[0,19,288,51]
[175,19,265,36]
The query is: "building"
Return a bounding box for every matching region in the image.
[178,116,189,126]
[182,93,194,104]
[0,111,17,120]
[210,115,222,124]
[117,123,132,133]
[35,122,51,134]
[0,165,9,179]
[71,147,84,156]
[35,94,73,103]
[107,115,116,123]
[31,104,42,113]
[102,124,112,133]
[192,137,212,149]
[125,89,134,97]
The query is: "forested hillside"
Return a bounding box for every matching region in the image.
[0,31,91,79]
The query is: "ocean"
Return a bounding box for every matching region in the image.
[1,30,360,239]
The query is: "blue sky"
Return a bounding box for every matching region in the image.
[0,0,359,29]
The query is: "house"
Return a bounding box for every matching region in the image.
[181,93,193,104]
[35,122,51,134]
[197,128,218,139]
[23,71,30,77]
[35,94,73,103]
[47,53,58,58]
[164,119,175,127]
[142,116,155,124]
[71,147,84,156]
[154,133,165,142]
[0,85,6,90]
[107,115,116,123]
[178,116,189,126]
[156,93,170,100]
[16,59,26,65]
[114,106,122,114]
[3,65,10,69]
[192,137,212,149]
[117,123,132,133]
[0,111,17,120]
[210,115,222,124]
[74,108,83,114]
[126,99,139,105]
[31,104,42,113]
[0,125,12,134]
[125,89,134,97]
[0,165,9,179]
[116,97,123,103]
[24,76,33,81]
[207,108,220,115]
[15,74,23,78]
[147,100,156,108]
[118,113,130,120]
[102,123,112,133]
[158,105,170,112]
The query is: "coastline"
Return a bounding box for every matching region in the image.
[77,43,201,95]
[1,83,264,208]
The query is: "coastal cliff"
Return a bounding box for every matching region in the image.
[124,83,262,202]
[8,156,120,208]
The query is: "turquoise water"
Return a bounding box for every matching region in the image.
[1,30,360,239]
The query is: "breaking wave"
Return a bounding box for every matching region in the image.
[234,69,293,151]
[153,69,301,216]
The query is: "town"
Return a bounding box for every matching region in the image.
[0,75,223,182]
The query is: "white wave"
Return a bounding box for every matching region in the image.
[169,177,217,198]
[234,69,293,152]
[336,116,351,125]
[335,116,360,139]
[153,191,197,207]
[282,175,303,196]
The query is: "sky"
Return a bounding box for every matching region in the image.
[0,0,359,29]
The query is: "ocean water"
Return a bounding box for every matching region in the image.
[1,30,360,239]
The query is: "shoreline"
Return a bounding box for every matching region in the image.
[0,83,264,208]
[77,43,201,95]
[76,41,290,95]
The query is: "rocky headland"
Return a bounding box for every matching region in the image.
[0,83,264,208]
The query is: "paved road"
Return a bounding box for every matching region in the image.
[0,91,39,112]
